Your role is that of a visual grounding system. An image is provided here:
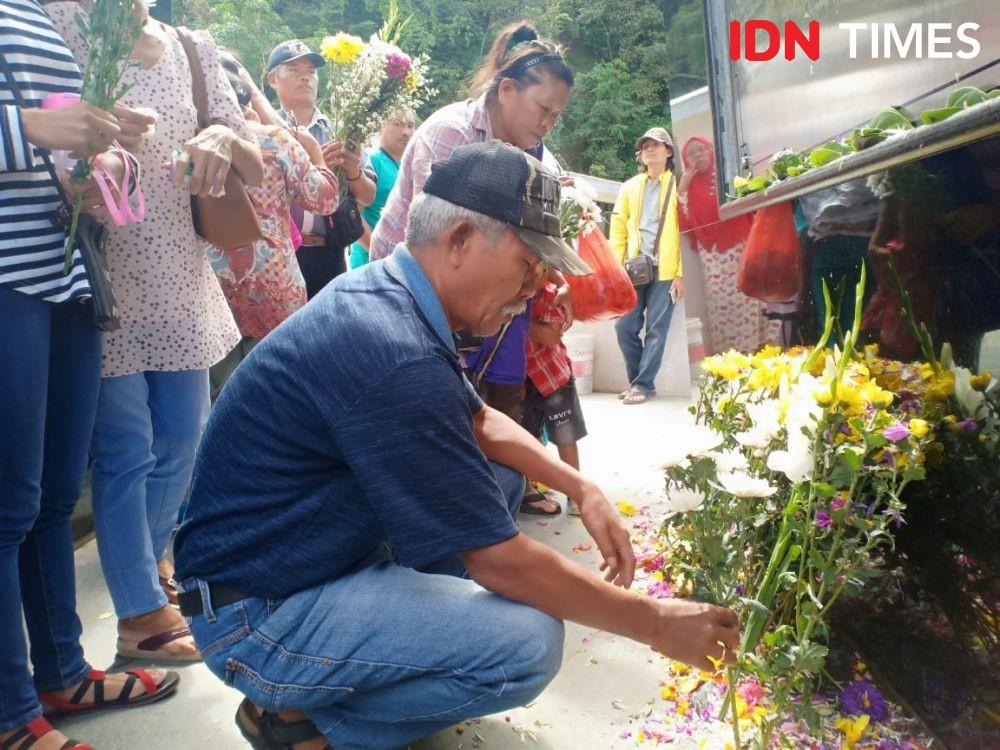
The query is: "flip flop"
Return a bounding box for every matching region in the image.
[618,389,632,400]
[159,574,179,607]
[519,487,562,516]
[236,698,332,750]
[38,668,180,719]
[623,389,650,405]
[116,626,202,662]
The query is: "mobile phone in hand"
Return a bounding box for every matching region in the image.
[670,285,679,304]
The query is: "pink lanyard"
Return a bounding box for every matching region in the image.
[91,149,145,227]
[41,92,146,227]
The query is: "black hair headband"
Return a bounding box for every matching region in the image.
[502,51,564,78]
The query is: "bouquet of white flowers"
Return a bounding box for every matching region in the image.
[319,15,434,149]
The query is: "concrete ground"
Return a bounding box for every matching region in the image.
[62,393,692,750]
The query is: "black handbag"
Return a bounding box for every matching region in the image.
[323,194,365,251]
[625,174,675,288]
[0,51,120,331]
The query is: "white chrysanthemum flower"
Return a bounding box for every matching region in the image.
[767,373,822,483]
[667,488,705,512]
[706,449,749,474]
[717,472,778,498]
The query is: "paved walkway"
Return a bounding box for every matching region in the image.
[63,393,692,749]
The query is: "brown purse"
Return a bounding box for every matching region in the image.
[175,27,262,251]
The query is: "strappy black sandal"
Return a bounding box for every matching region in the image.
[235,698,332,750]
[1,717,93,750]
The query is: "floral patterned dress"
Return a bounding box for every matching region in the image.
[206,127,338,338]
[678,136,778,354]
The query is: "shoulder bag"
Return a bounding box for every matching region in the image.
[176,26,262,251]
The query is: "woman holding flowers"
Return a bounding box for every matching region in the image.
[369,21,575,262]
[1,2,179,748]
[47,0,263,663]
[207,51,340,394]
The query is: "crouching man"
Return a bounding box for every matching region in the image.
[174,141,738,750]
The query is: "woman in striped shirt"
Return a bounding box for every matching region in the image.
[1,2,177,748]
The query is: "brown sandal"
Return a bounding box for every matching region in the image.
[117,626,201,662]
[236,698,332,750]
[158,574,180,607]
[1,718,92,750]
[623,388,650,405]
[38,668,179,719]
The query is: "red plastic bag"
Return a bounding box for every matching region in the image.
[737,202,802,302]
[565,226,637,322]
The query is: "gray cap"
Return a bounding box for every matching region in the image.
[636,126,674,151]
[422,141,592,277]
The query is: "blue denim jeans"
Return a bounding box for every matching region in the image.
[0,287,99,731]
[615,279,676,394]
[182,464,564,750]
[91,369,209,618]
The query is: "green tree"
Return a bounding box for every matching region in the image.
[174,0,709,178]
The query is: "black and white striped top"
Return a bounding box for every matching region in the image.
[0,0,87,302]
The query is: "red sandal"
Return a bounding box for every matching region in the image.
[37,668,180,719]
[0,717,93,750]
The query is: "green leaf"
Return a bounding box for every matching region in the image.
[903,464,926,482]
[791,641,829,673]
[841,450,862,473]
[809,147,845,168]
[920,106,962,124]
[739,597,771,618]
[946,86,986,108]
[812,482,836,498]
[868,106,914,131]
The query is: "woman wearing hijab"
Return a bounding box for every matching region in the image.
[678,136,773,354]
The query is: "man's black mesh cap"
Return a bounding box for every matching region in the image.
[422,140,592,276]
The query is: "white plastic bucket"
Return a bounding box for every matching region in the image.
[687,318,706,382]
[564,334,595,395]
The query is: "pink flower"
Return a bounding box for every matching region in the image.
[646,580,675,599]
[385,49,411,78]
[830,497,847,512]
[882,422,910,442]
[737,678,765,708]
[816,510,832,528]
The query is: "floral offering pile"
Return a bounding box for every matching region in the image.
[651,275,995,747]
[610,503,933,749]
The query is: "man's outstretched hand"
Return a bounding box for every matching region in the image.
[649,599,740,673]
[576,484,636,588]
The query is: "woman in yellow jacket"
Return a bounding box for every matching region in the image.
[609,127,683,405]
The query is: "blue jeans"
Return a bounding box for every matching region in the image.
[0,287,99,730]
[183,464,564,750]
[615,279,676,394]
[91,369,209,618]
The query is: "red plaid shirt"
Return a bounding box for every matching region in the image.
[526,284,572,397]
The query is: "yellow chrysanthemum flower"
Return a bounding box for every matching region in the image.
[926,370,956,402]
[321,33,365,64]
[617,500,638,517]
[909,418,930,438]
[836,714,870,749]
[404,69,420,92]
[971,371,993,391]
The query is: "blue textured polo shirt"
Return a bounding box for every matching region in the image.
[174,245,520,598]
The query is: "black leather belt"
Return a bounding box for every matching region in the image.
[177,583,248,617]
